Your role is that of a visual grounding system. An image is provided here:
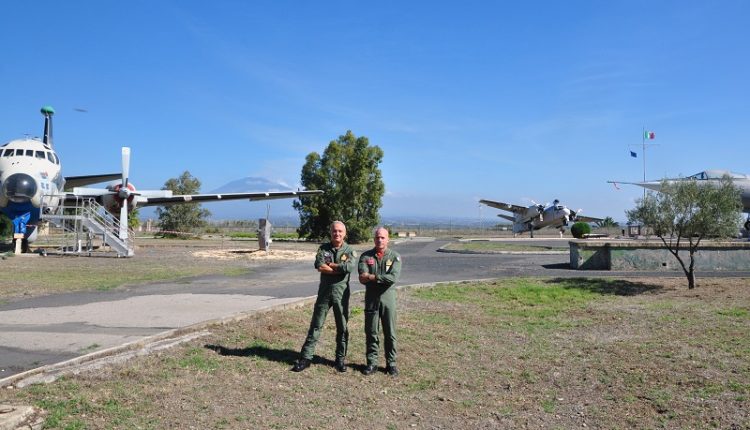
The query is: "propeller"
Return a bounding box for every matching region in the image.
[119,147,130,239]
[530,200,544,214]
[570,208,583,222]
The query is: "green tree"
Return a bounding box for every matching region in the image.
[294,130,384,243]
[128,207,141,231]
[595,216,619,228]
[156,171,211,237]
[626,176,742,289]
[0,213,11,238]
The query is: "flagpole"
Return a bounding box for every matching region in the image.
[642,127,646,201]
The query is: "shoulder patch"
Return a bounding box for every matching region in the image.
[395,256,401,262]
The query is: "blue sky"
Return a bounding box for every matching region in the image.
[2,1,748,222]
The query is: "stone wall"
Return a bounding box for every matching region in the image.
[569,240,750,271]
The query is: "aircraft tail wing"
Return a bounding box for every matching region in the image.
[606,180,639,185]
[479,199,528,214]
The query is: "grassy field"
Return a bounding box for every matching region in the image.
[0,239,320,300]
[2,277,749,429]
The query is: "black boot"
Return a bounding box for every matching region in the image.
[335,358,347,373]
[292,358,311,372]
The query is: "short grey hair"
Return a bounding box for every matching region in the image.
[372,226,388,236]
[331,220,346,231]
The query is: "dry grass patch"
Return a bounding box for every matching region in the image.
[0,240,321,300]
[2,277,749,429]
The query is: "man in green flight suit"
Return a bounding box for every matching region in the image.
[358,226,402,376]
[293,221,356,373]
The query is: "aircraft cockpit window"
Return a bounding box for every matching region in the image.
[1,149,12,157]
[25,149,33,157]
[35,150,45,159]
[53,153,60,165]
[15,149,24,156]
[47,152,55,163]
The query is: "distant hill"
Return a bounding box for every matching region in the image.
[139,177,302,222]
[202,177,299,220]
[209,177,294,193]
[141,177,529,225]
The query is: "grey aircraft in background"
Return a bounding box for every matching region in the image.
[608,169,750,231]
[479,198,603,237]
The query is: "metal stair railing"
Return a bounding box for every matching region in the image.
[39,194,135,257]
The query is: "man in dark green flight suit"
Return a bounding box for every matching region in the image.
[293,221,356,373]
[358,226,402,376]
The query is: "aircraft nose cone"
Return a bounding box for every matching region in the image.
[3,173,38,202]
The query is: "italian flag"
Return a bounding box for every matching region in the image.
[644,131,655,140]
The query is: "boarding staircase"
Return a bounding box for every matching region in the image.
[39,195,134,257]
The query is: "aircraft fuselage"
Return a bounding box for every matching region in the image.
[513,203,572,233]
[0,138,64,239]
[630,170,750,213]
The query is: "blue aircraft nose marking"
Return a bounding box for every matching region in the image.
[12,212,31,235]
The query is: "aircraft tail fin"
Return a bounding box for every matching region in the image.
[41,106,55,147]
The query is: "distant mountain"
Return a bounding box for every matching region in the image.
[199,177,297,220]
[209,177,293,194]
[141,177,503,224]
[138,177,301,221]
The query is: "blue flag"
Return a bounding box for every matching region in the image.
[630,151,637,158]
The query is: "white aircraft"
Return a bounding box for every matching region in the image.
[479,198,603,237]
[0,106,323,252]
[608,169,750,230]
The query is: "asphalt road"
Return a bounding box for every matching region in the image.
[1,238,748,382]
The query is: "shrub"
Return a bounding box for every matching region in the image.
[571,222,591,238]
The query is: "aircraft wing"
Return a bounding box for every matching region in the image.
[479,199,528,214]
[136,190,324,207]
[64,173,121,189]
[497,214,515,222]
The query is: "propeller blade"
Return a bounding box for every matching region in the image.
[121,147,130,189]
[119,200,128,239]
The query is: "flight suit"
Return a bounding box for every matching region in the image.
[300,242,356,361]
[358,248,402,368]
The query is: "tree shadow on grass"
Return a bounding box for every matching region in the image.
[205,344,348,371]
[545,277,665,296]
